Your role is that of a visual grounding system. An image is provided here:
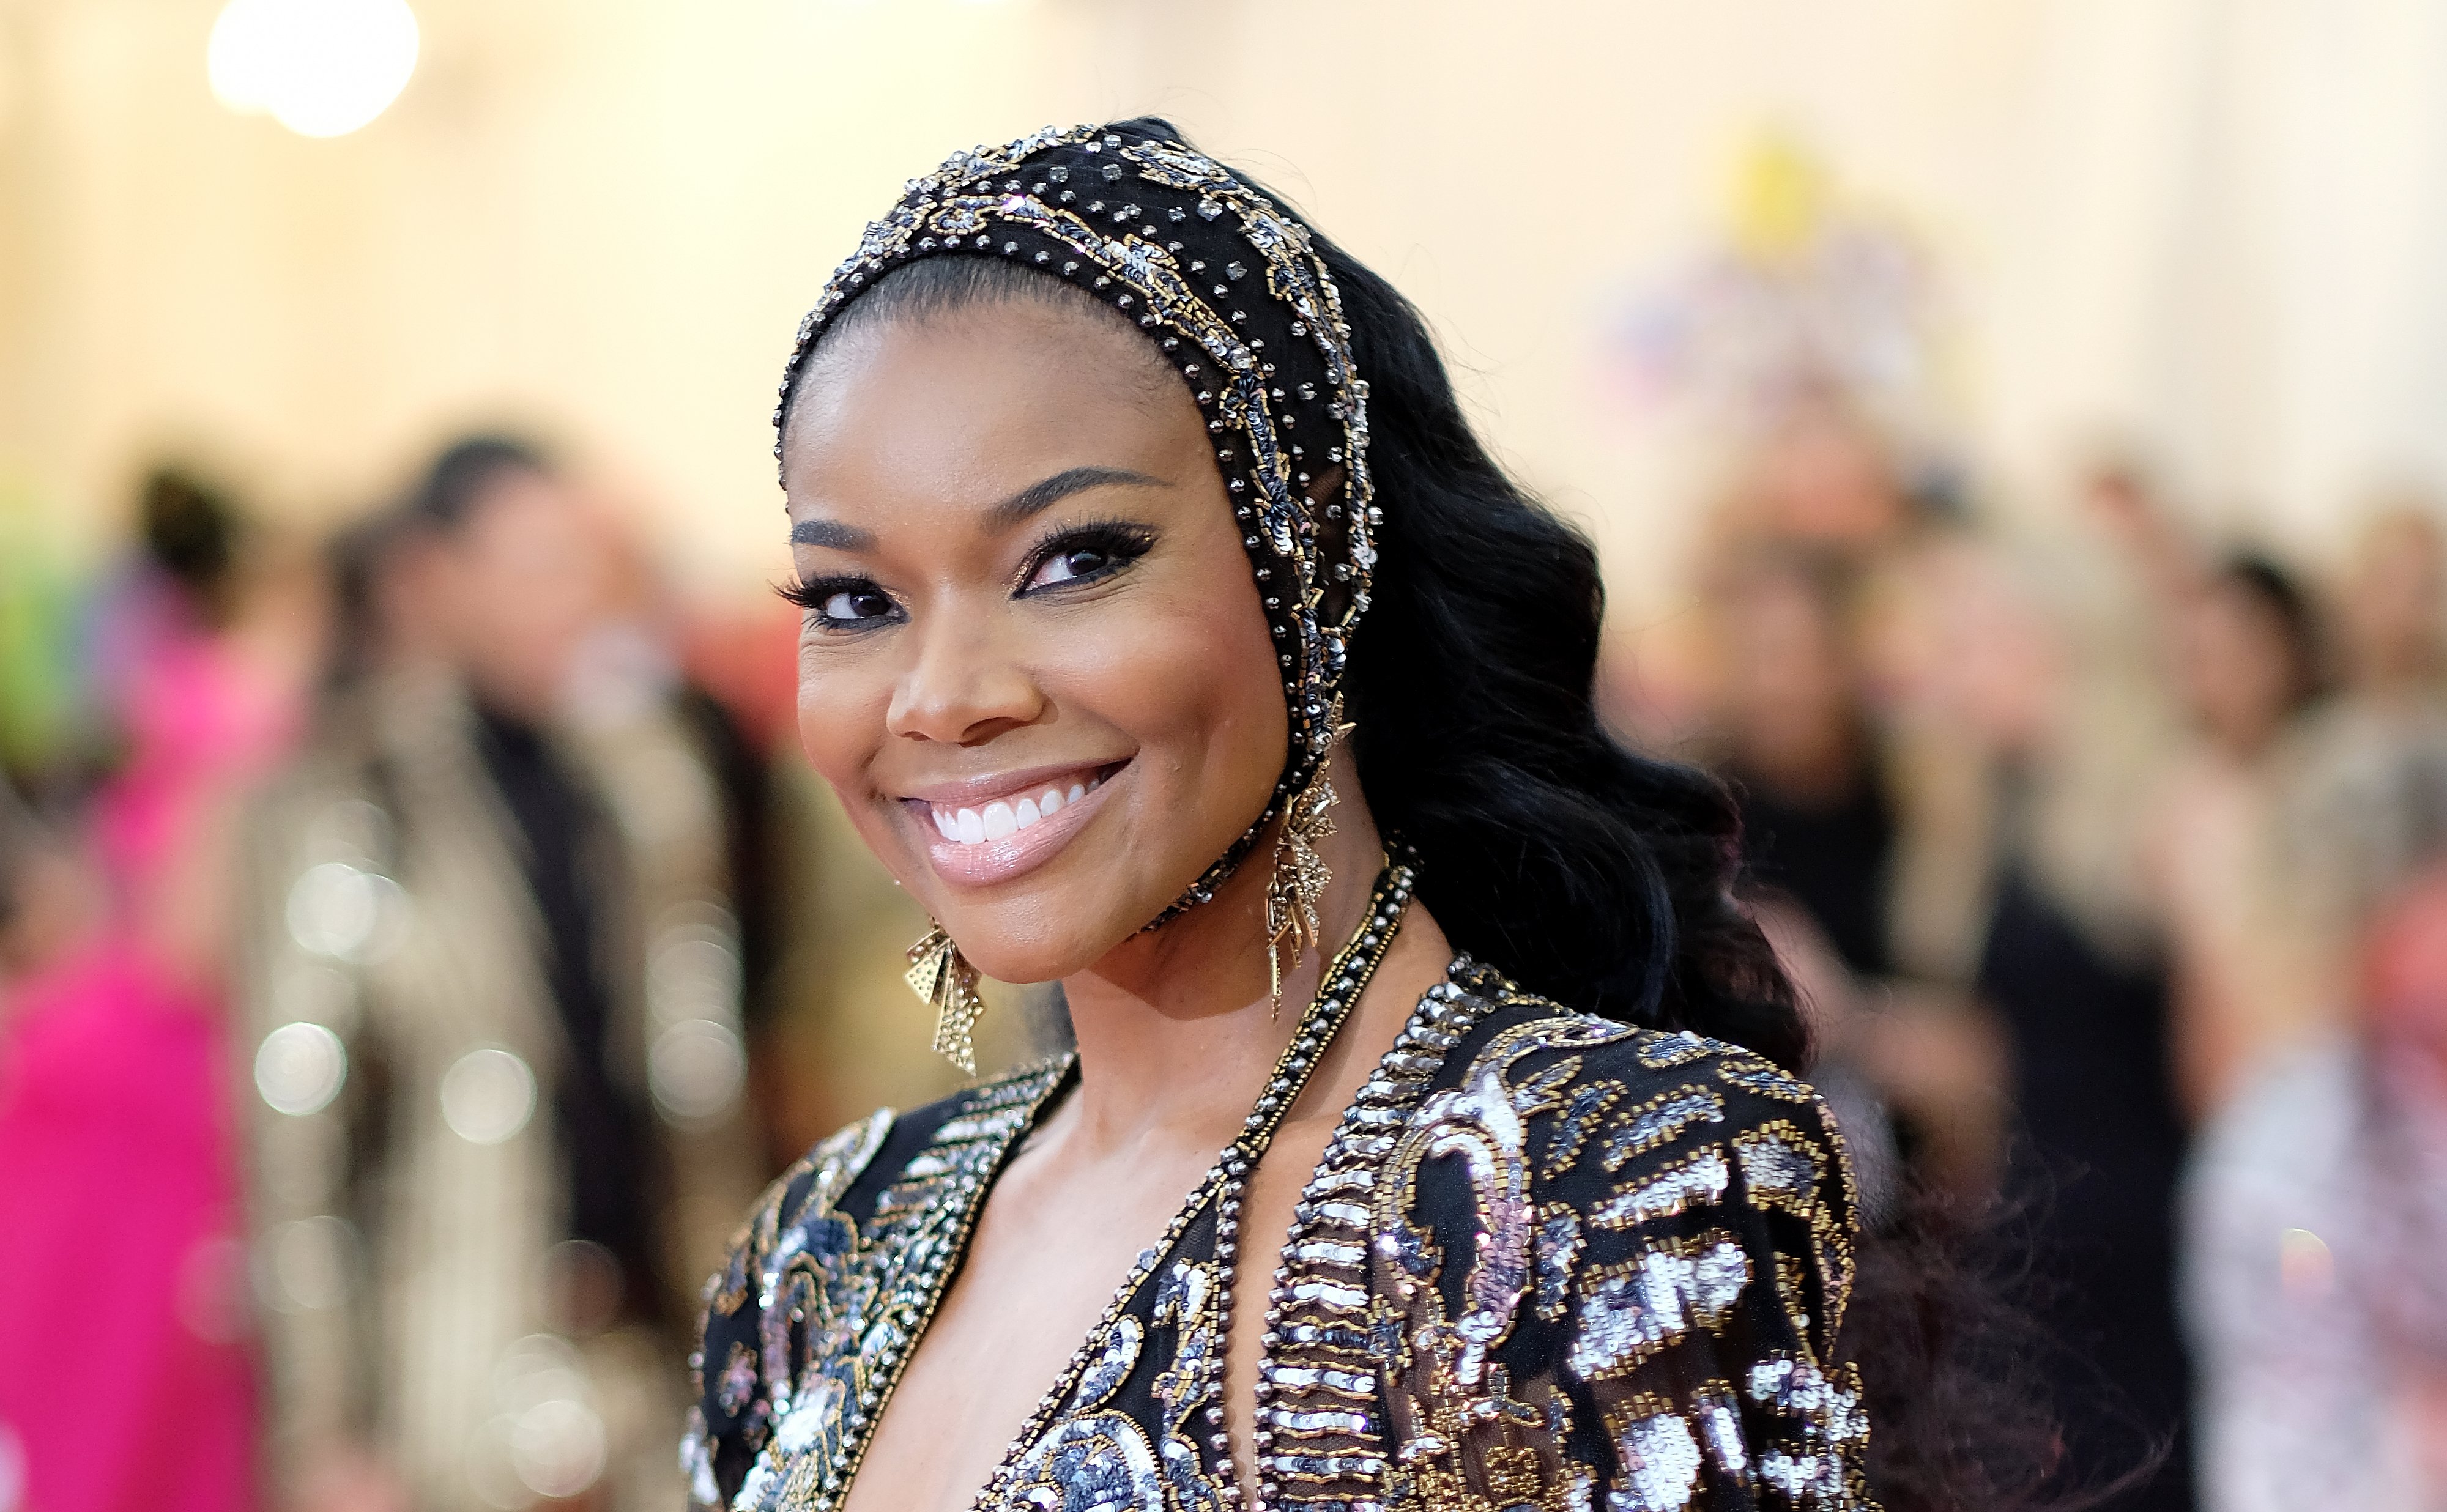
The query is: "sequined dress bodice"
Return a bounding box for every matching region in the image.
[686,960,1879,1511]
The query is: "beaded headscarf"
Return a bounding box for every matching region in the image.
[775,120,1378,924]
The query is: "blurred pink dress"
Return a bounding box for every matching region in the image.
[0,591,291,1512]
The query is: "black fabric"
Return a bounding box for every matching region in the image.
[1732,763,1898,978]
[674,686,784,1035]
[472,703,667,1328]
[1975,865,2193,1512]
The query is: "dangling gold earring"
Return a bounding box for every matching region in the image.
[906,924,986,1075]
[1264,717,1352,1017]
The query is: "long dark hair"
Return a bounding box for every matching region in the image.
[1310,217,2076,1511]
[1318,226,2070,1512]
[1316,234,1806,1069]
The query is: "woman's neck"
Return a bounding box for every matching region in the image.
[1052,753,1408,1157]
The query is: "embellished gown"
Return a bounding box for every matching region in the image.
[686,958,1876,1511]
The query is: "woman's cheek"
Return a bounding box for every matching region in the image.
[795,645,896,820]
[1046,593,1238,747]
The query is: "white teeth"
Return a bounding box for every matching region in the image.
[930,773,1110,845]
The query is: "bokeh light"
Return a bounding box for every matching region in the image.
[207,0,420,139]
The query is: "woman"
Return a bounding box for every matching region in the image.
[2186,859,2447,1511]
[689,120,1874,1512]
[0,471,295,1512]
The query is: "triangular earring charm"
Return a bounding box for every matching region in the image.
[906,924,986,1075]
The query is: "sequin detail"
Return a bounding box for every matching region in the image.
[686,971,1882,1512]
[1570,1236,1754,1382]
[1611,1409,1704,1510]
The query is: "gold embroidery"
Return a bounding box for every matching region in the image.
[1533,1203,1583,1322]
[1593,1145,1734,1231]
[1715,1054,1815,1103]
[738,1062,1069,1512]
[1542,1077,1622,1176]
[1734,1120,1830,1221]
[1600,1086,1728,1171]
[1599,1392,1706,1512]
[692,972,1885,1512]
[1637,1031,1715,1070]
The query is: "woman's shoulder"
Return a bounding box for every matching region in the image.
[1344,969,1877,1508]
[703,1056,1073,1308]
[686,1057,1075,1509]
[1409,967,1862,1330]
[1431,968,1857,1191]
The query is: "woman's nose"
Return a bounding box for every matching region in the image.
[885,610,1047,746]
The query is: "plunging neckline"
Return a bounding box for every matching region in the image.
[711,953,1529,1512]
[823,870,1420,1512]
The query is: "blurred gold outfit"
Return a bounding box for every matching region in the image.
[239,670,763,1511]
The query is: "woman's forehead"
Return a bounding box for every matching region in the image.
[806,287,1172,407]
[787,306,1198,491]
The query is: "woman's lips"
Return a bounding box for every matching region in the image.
[910,765,1120,887]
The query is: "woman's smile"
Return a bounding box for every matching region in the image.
[900,759,1128,887]
[784,284,1287,981]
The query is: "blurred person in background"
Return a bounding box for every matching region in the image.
[2143,553,2327,1120]
[1685,484,2022,1196]
[0,776,93,984]
[1902,522,2197,1511]
[0,468,316,1512]
[2271,502,2447,1056]
[237,436,764,1512]
[2185,856,2447,1511]
[1705,546,1900,979]
[2177,498,2447,1512]
[1697,545,2000,1217]
[1674,422,2020,1215]
[2328,502,2445,706]
[1710,390,1920,560]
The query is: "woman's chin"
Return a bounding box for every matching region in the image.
[937,888,1159,987]
[955,935,1098,989]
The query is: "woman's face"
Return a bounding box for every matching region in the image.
[2179,582,2298,758]
[782,293,1288,985]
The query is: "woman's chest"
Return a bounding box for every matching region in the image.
[842,1146,1220,1512]
[699,981,1543,1512]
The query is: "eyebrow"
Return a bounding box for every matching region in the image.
[789,465,1164,551]
[789,518,874,550]
[987,465,1164,525]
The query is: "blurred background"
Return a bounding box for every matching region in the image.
[5,1,2447,1510]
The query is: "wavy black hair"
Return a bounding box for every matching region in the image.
[1316,228,1806,1069]
[1313,228,2066,1509]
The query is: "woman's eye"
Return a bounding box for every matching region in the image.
[822,587,897,623]
[784,577,899,629]
[1022,527,1152,593]
[1029,546,1113,589]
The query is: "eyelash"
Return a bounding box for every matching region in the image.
[780,519,1158,632]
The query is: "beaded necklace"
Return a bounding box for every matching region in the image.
[968,858,1415,1510]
